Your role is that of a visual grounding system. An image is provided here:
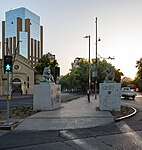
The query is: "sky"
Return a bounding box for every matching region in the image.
[0,0,142,79]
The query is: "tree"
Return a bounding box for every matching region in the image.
[59,74,70,90]
[136,58,142,78]
[59,58,124,92]
[121,76,133,87]
[114,69,124,83]
[133,58,142,91]
[133,77,142,92]
[97,59,112,84]
[96,59,123,89]
[71,60,88,91]
[35,54,59,79]
[59,59,88,91]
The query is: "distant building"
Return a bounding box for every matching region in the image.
[2,7,43,67]
[71,57,84,68]
[0,7,44,95]
[0,53,35,95]
[47,52,55,62]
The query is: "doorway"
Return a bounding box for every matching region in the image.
[12,78,22,95]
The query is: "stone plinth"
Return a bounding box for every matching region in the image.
[99,83,121,111]
[33,82,61,110]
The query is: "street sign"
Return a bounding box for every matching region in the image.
[92,71,97,78]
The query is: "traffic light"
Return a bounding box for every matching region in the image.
[55,67,60,77]
[4,55,13,72]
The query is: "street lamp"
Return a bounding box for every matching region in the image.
[84,35,91,102]
[97,53,115,60]
[95,17,101,99]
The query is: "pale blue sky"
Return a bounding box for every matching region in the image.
[0,0,142,79]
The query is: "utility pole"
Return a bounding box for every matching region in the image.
[84,35,91,102]
[95,17,98,99]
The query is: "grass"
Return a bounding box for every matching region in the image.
[0,106,39,120]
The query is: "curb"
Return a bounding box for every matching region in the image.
[0,122,19,130]
[0,119,24,130]
[114,106,137,122]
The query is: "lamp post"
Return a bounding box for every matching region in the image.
[95,17,100,99]
[84,35,91,102]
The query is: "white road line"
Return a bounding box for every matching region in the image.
[60,130,86,148]
[116,121,142,147]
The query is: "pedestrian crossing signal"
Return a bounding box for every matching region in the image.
[4,55,12,72]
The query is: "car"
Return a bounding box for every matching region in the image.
[121,87,137,100]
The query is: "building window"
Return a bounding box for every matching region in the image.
[27,83,29,88]
[14,65,20,70]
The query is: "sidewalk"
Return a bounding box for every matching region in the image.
[15,95,114,131]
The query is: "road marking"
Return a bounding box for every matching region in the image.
[60,130,87,148]
[116,121,142,147]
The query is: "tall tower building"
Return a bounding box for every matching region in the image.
[2,7,43,67]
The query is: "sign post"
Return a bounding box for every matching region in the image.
[6,72,10,124]
[4,55,12,124]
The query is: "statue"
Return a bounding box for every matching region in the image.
[42,67,55,83]
[105,67,115,82]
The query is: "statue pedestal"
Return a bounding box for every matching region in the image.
[33,82,61,111]
[99,83,121,111]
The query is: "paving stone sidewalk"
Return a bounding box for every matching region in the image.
[15,96,114,131]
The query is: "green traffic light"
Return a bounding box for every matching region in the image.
[4,55,12,72]
[6,64,11,71]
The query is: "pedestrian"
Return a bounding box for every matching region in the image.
[87,89,90,103]
[25,90,28,95]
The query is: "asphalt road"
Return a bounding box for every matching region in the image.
[0,95,33,110]
[0,94,142,149]
[0,92,84,110]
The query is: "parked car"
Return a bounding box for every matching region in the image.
[121,87,137,100]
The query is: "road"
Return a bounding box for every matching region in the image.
[0,94,142,149]
[0,95,33,110]
[0,92,84,110]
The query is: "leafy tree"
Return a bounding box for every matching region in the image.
[121,77,133,87]
[35,54,59,79]
[97,59,112,84]
[133,58,142,91]
[136,58,142,78]
[133,77,142,92]
[59,58,124,92]
[59,74,70,89]
[59,59,88,91]
[72,59,88,91]
[114,69,124,83]
[96,59,123,89]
